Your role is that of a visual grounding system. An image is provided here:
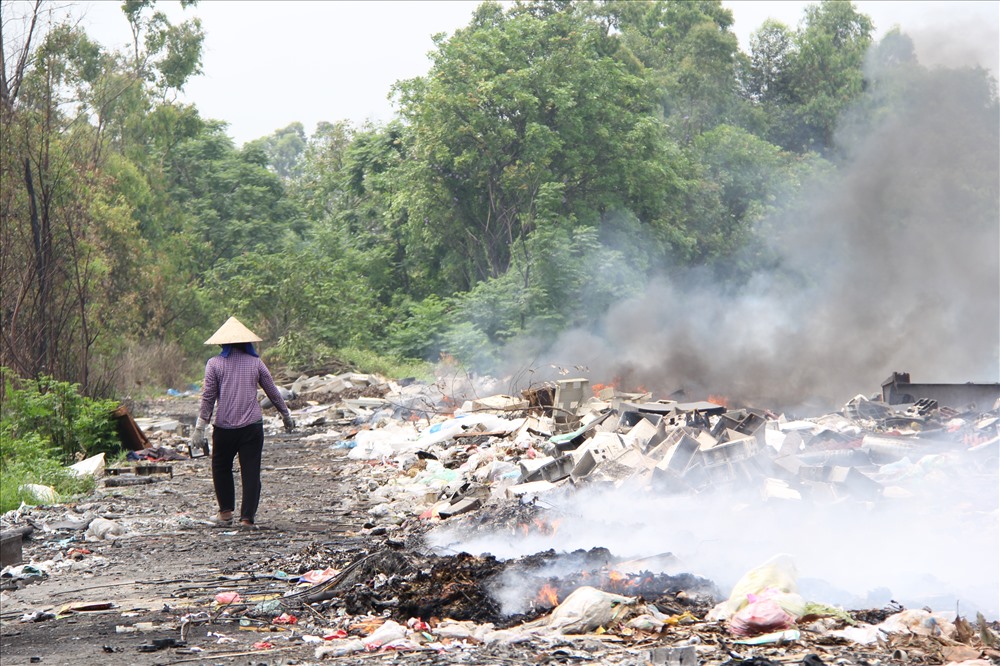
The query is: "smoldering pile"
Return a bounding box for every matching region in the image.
[266,544,717,628]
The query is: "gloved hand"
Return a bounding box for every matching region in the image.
[281,412,295,433]
[191,417,209,456]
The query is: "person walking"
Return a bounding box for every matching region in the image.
[191,316,295,528]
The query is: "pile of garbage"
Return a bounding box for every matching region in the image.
[297,373,997,524]
[3,368,997,665]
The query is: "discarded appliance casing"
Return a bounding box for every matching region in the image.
[0,526,32,567]
[881,372,1000,410]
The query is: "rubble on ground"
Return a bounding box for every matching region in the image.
[1,370,997,665]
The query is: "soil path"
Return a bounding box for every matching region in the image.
[1,419,386,666]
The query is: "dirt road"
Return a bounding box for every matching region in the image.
[0,423,393,665]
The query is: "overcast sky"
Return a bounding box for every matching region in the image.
[63,0,1000,146]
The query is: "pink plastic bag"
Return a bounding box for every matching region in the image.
[729,598,795,636]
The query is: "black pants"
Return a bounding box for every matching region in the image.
[211,422,264,523]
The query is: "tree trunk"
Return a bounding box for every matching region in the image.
[24,156,50,375]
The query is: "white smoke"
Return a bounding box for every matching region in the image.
[428,451,999,618]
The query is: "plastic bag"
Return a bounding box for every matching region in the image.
[708,554,798,621]
[546,586,637,634]
[315,638,365,659]
[729,598,796,636]
[348,425,417,460]
[20,484,58,505]
[363,619,407,647]
[878,609,957,639]
[85,517,125,541]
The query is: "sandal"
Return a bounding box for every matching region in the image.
[238,520,258,531]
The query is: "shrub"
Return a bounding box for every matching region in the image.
[0,422,95,513]
[1,369,121,464]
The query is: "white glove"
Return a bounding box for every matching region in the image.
[281,413,295,433]
[191,417,209,454]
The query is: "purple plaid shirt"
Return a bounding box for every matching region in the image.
[198,349,290,428]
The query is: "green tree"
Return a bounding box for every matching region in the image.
[609,0,742,139]
[394,1,668,289]
[0,1,205,392]
[246,121,307,180]
[747,1,874,153]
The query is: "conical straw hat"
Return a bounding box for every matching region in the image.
[204,316,263,345]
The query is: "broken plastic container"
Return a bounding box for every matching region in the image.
[68,452,105,478]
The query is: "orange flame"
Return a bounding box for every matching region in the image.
[532,517,561,535]
[591,378,622,397]
[708,394,729,408]
[536,584,559,607]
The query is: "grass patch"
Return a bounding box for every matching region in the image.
[336,347,434,382]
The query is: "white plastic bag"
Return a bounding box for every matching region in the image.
[315,638,364,659]
[20,484,58,505]
[546,586,637,634]
[86,517,125,541]
[363,619,407,646]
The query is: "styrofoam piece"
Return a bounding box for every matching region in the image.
[69,452,105,478]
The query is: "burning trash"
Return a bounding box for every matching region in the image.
[2,368,997,665]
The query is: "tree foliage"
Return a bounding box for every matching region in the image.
[1,0,995,384]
